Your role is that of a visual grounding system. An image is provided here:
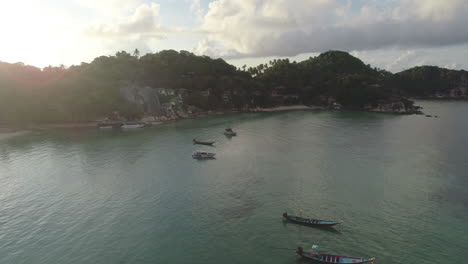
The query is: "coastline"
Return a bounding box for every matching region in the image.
[0,103,419,133]
[0,123,97,137]
[250,105,324,112]
[0,130,31,141]
[0,105,318,133]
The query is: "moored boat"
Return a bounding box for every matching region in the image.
[224,128,237,136]
[97,122,122,129]
[283,212,342,227]
[193,139,215,146]
[121,122,145,129]
[192,151,216,159]
[296,247,375,264]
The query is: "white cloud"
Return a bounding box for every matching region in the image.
[85,3,164,39]
[79,1,171,59]
[75,0,145,16]
[190,0,205,21]
[2,0,468,72]
[194,0,468,59]
[399,0,464,22]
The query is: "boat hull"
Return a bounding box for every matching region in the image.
[224,128,237,136]
[97,122,122,129]
[298,251,375,264]
[192,155,216,159]
[121,123,145,129]
[192,152,216,159]
[284,215,341,227]
[193,140,215,146]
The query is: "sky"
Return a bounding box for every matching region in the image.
[1,0,468,72]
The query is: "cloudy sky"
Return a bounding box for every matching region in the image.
[1,0,467,72]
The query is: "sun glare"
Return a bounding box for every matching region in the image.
[0,1,74,67]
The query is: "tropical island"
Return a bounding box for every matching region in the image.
[1,50,467,127]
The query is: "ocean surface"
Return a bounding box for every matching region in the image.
[0,100,467,264]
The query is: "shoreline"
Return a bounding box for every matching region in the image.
[0,103,421,133]
[0,105,317,133]
[250,105,324,112]
[0,130,32,141]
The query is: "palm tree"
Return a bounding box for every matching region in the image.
[133,48,140,58]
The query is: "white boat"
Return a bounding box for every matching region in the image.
[224,128,237,136]
[192,151,216,159]
[97,122,122,129]
[121,122,145,129]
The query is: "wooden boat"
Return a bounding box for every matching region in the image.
[283,212,342,227]
[121,122,145,129]
[193,139,215,146]
[192,151,216,159]
[224,128,237,136]
[296,247,375,264]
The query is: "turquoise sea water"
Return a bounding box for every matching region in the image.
[0,101,467,264]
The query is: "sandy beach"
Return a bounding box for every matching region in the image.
[0,106,324,134]
[251,105,324,112]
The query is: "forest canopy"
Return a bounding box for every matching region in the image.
[0,50,463,124]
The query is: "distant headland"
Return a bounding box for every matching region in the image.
[1,50,467,127]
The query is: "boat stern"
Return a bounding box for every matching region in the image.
[295,247,304,257]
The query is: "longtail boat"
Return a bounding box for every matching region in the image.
[193,139,215,146]
[97,122,122,129]
[296,247,375,264]
[192,151,216,159]
[283,212,342,227]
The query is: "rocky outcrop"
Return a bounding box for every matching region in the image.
[120,83,162,114]
[432,87,468,99]
[364,99,422,114]
[118,83,206,123]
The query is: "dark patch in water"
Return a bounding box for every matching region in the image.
[429,189,468,208]
[218,204,257,219]
[217,171,263,219]
[218,195,259,219]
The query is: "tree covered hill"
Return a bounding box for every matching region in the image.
[0,50,252,124]
[1,50,460,125]
[249,50,393,107]
[387,66,468,98]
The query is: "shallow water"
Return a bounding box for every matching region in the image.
[0,101,467,264]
